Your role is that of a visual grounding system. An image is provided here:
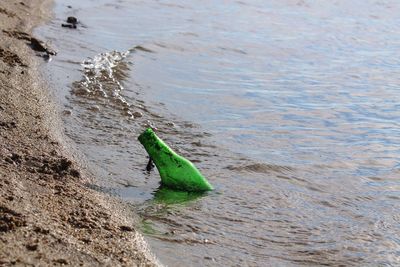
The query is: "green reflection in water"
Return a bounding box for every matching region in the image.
[152,187,205,205]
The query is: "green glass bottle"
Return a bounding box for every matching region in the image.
[138,128,213,192]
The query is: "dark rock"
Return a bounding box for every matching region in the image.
[0,121,16,129]
[79,238,91,244]
[119,225,134,232]
[66,16,77,24]
[62,16,78,29]
[0,206,26,232]
[54,259,68,265]
[30,37,57,56]
[61,23,77,29]
[26,243,38,251]
[4,157,14,164]
[57,158,72,172]
[11,153,22,164]
[4,153,21,165]
[69,169,80,178]
[33,226,49,235]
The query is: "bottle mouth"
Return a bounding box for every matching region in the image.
[138,127,155,145]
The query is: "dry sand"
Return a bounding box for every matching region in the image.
[0,1,159,266]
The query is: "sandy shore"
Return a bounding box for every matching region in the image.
[0,1,159,266]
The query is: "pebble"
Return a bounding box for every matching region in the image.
[25,243,38,251]
[62,16,78,29]
[132,111,143,118]
[119,225,134,232]
[67,16,78,24]
[54,259,68,265]
[62,109,72,116]
[61,24,77,29]
[88,105,100,112]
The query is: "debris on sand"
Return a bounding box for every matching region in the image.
[2,30,57,57]
[30,37,57,56]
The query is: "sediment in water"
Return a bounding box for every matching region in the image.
[0,0,159,265]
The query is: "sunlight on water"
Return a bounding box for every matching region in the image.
[72,50,135,117]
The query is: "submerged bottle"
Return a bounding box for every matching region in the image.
[138,128,213,192]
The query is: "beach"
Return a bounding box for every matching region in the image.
[2,0,400,265]
[0,0,159,265]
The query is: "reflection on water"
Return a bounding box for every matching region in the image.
[152,188,205,205]
[36,0,400,266]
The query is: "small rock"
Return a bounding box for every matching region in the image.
[54,259,68,265]
[61,23,77,29]
[119,225,134,232]
[4,157,14,164]
[30,37,57,56]
[58,158,72,172]
[103,223,113,231]
[69,169,80,178]
[11,153,22,164]
[0,121,16,129]
[62,17,78,29]
[132,111,143,118]
[79,238,91,244]
[33,226,49,234]
[62,109,72,116]
[204,256,216,262]
[123,110,133,117]
[67,16,78,24]
[88,105,100,112]
[26,243,38,251]
[119,257,128,263]
[27,167,37,173]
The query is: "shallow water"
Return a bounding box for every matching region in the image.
[37,0,400,266]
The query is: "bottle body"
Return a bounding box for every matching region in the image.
[138,128,213,192]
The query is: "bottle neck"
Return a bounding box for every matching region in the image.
[138,128,176,165]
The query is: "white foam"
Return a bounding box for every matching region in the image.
[74,50,133,116]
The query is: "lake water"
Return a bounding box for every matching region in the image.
[37,0,400,266]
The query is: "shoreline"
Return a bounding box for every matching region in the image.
[0,1,159,266]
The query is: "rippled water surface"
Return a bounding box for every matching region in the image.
[37,0,400,266]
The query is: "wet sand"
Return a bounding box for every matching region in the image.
[0,1,159,266]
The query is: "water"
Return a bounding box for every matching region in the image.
[36,0,400,266]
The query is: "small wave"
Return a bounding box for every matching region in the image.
[72,50,140,118]
[131,45,155,53]
[225,163,294,174]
